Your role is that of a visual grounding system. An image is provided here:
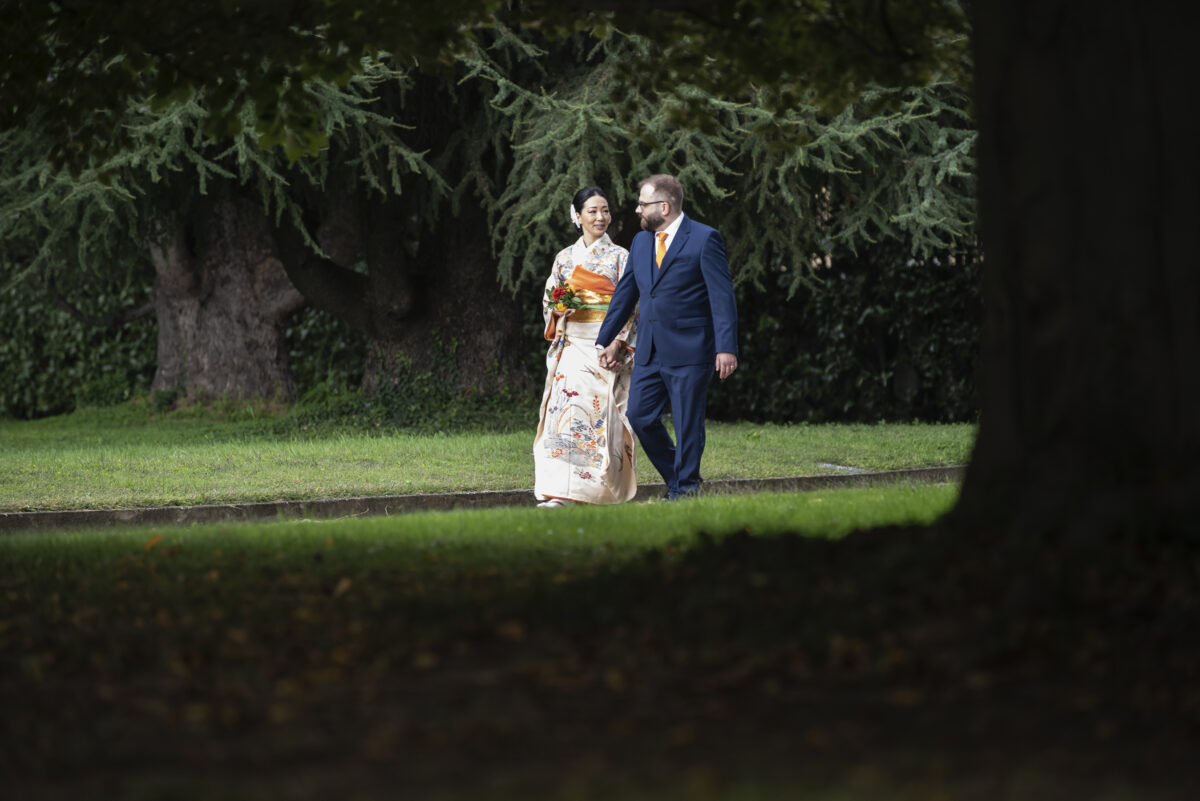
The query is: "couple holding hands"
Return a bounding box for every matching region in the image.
[532,174,739,507]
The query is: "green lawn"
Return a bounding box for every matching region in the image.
[3,486,968,801]
[2,483,961,568]
[0,404,974,511]
[4,481,1189,800]
[3,407,1188,799]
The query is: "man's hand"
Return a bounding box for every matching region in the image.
[598,341,623,371]
[715,352,738,380]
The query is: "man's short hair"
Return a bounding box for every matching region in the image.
[640,174,683,213]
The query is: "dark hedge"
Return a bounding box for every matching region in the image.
[707,248,981,423]
[2,248,980,424]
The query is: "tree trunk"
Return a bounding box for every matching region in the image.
[279,192,527,398]
[150,196,305,401]
[362,205,527,395]
[953,1,1200,536]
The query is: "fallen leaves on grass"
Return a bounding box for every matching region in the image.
[4,522,1200,799]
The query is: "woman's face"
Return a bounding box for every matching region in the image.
[579,195,610,241]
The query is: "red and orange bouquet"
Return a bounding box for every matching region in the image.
[546,281,584,312]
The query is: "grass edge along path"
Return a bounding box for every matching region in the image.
[1,415,975,513]
[0,466,965,533]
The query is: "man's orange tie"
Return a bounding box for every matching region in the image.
[655,232,667,268]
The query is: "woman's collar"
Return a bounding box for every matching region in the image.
[578,232,612,252]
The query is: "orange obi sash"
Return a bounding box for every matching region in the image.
[544,266,616,339]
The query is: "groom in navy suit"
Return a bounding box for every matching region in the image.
[596,174,739,500]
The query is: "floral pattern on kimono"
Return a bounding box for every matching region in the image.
[533,233,638,504]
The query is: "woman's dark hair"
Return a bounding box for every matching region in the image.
[572,186,609,218]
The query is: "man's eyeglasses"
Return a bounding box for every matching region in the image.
[635,199,667,209]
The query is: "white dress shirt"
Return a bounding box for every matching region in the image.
[598,214,686,354]
[654,212,686,263]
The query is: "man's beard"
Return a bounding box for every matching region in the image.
[640,211,664,231]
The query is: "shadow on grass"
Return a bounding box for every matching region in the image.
[3,520,1198,800]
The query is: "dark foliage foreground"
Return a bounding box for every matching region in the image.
[2,521,1198,800]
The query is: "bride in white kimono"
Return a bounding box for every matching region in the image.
[533,186,637,507]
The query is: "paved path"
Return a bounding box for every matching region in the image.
[0,466,964,533]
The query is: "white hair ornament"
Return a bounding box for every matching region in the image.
[569,204,581,228]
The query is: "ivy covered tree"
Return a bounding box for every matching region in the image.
[1,9,976,409]
[2,60,456,401]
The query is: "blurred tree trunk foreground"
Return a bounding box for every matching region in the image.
[955,0,1200,534]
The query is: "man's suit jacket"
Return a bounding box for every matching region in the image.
[597,215,738,367]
